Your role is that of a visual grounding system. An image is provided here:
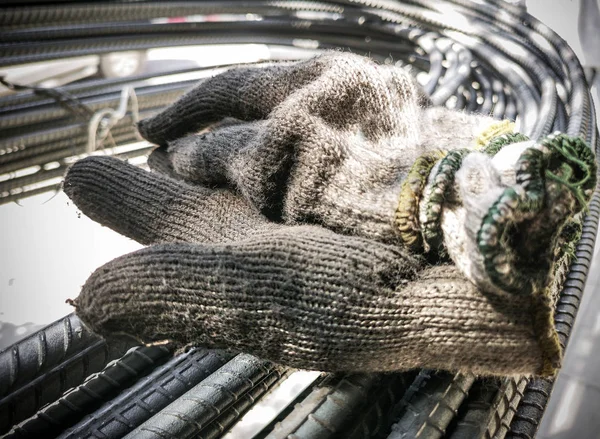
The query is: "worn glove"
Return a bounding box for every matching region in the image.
[64,52,596,377]
[65,156,552,376]
[138,51,595,307]
[137,52,497,246]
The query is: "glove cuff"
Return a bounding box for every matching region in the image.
[396,128,596,376]
[395,119,516,251]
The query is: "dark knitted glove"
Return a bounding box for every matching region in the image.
[64,157,556,376]
[138,52,497,245]
[63,53,596,377]
[138,52,595,307]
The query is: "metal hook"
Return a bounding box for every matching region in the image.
[87,86,138,153]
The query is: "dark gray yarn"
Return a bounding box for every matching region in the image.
[168,122,262,186]
[63,52,589,377]
[65,156,549,376]
[139,52,495,242]
[63,155,276,245]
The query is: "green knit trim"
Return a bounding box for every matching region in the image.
[478,148,545,294]
[477,133,595,376]
[418,131,528,256]
[483,132,530,156]
[396,150,446,250]
[477,133,596,295]
[421,149,470,254]
[541,133,597,209]
[475,120,515,150]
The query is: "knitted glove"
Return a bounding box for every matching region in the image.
[64,53,596,377]
[64,157,556,376]
[138,52,497,245]
[138,52,596,303]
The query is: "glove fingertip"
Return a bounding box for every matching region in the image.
[136,118,155,143]
[137,117,172,145]
[62,155,103,200]
[63,155,120,194]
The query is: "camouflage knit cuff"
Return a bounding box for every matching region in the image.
[395,128,596,375]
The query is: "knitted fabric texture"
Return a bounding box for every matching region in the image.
[64,52,597,377]
[138,52,496,244]
[139,52,595,310]
[65,157,545,376]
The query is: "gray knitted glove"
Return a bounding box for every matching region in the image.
[138,52,595,308]
[138,52,496,246]
[64,157,555,376]
[64,53,596,377]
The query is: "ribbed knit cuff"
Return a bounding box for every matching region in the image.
[395,129,596,376]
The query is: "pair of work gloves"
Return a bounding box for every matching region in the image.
[64,52,596,377]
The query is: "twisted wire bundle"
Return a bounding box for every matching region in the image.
[0,1,598,438]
